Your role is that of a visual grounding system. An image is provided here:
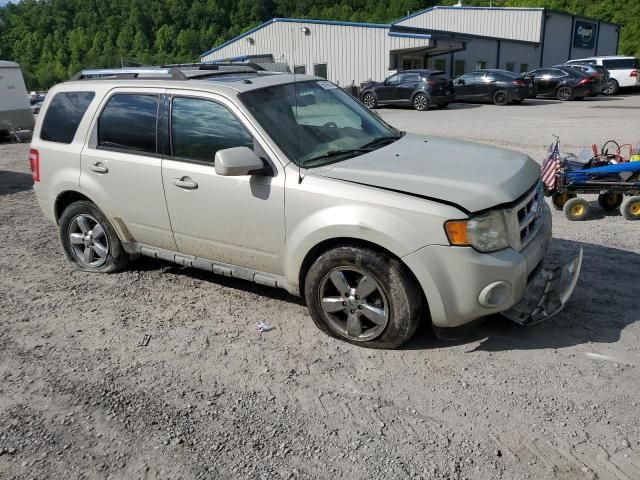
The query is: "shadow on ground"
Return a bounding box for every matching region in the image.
[0,170,33,195]
[406,237,639,351]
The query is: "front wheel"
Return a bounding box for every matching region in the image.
[552,192,576,211]
[563,197,590,221]
[304,246,422,349]
[412,93,429,111]
[361,92,377,109]
[59,200,130,273]
[557,86,573,101]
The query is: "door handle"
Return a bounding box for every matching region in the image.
[173,177,198,190]
[89,163,108,174]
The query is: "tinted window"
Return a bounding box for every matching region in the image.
[603,58,639,70]
[429,72,450,80]
[40,92,95,144]
[403,73,420,82]
[459,72,483,83]
[386,74,402,85]
[98,94,158,153]
[171,97,253,163]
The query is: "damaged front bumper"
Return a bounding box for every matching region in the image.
[501,249,583,326]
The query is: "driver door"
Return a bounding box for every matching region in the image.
[377,73,403,102]
[454,73,479,99]
[160,91,286,275]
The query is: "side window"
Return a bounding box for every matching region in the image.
[404,73,420,82]
[171,97,253,163]
[40,91,95,144]
[386,74,402,85]
[98,94,158,153]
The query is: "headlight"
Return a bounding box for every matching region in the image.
[445,210,510,253]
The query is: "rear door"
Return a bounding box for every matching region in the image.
[160,91,286,274]
[80,88,177,251]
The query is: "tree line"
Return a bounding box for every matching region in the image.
[0,0,637,90]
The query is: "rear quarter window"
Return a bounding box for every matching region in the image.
[40,91,95,144]
[603,59,639,70]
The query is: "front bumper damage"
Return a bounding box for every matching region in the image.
[501,249,583,326]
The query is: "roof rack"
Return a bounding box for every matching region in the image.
[71,63,265,81]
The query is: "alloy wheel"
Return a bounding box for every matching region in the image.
[493,90,508,105]
[557,86,572,101]
[68,214,109,268]
[363,93,376,108]
[318,267,389,341]
[413,94,428,111]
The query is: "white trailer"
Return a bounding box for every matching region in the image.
[0,60,34,137]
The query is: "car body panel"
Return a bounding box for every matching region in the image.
[454,70,534,103]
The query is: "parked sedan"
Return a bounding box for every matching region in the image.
[557,64,608,96]
[527,67,594,101]
[360,69,454,111]
[453,69,535,105]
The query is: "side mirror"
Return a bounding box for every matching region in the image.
[457,79,465,85]
[215,147,265,176]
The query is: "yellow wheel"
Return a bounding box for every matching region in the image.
[563,197,590,221]
[597,192,623,211]
[552,193,576,211]
[621,196,640,221]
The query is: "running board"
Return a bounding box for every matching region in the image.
[122,242,289,291]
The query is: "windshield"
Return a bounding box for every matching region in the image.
[239,80,401,167]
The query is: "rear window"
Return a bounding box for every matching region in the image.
[602,58,639,70]
[98,94,158,153]
[429,72,450,81]
[40,91,95,144]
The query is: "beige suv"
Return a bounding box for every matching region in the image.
[30,66,582,348]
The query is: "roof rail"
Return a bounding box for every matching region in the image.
[70,63,265,81]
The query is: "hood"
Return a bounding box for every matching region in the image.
[311,133,540,213]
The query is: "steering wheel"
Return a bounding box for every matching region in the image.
[323,121,338,128]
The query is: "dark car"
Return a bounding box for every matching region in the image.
[527,67,594,101]
[360,69,454,111]
[557,64,608,96]
[453,69,535,105]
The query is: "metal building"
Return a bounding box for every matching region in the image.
[200,6,620,85]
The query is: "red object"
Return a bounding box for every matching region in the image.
[512,80,526,87]
[29,148,40,182]
[577,77,592,85]
[631,69,638,77]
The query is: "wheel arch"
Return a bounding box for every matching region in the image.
[54,190,95,224]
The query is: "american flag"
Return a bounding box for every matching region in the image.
[541,141,561,191]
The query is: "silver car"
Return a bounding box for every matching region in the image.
[30,66,581,348]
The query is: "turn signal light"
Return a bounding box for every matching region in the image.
[445,221,468,246]
[29,148,40,182]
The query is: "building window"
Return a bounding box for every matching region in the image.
[293,65,306,75]
[313,63,327,79]
[434,58,446,72]
[520,63,529,74]
[454,60,465,76]
[506,62,515,72]
[476,61,487,70]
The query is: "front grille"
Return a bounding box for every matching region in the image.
[505,181,545,251]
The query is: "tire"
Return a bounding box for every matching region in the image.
[492,89,510,106]
[436,102,449,109]
[59,200,130,273]
[304,246,422,349]
[603,79,619,96]
[412,93,429,111]
[621,196,640,221]
[597,192,623,211]
[563,197,590,221]
[361,92,377,109]
[556,86,573,101]
[551,192,576,211]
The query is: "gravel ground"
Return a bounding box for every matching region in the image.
[1,95,639,480]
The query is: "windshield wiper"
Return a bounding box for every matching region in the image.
[359,135,403,150]
[304,148,372,164]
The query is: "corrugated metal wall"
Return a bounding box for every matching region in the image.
[202,21,442,86]
[396,7,544,43]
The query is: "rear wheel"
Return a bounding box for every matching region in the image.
[563,197,590,221]
[552,192,576,211]
[603,79,619,96]
[361,92,377,109]
[304,246,422,349]
[413,93,429,111]
[492,89,510,106]
[59,200,130,273]
[621,196,640,220]
[597,192,623,211]
[556,86,573,101]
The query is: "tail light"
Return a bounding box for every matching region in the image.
[428,79,437,87]
[512,80,526,87]
[631,69,638,77]
[578,77,591,85]
[29,148,40,182]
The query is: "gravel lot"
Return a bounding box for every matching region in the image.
[1,95,639,480]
